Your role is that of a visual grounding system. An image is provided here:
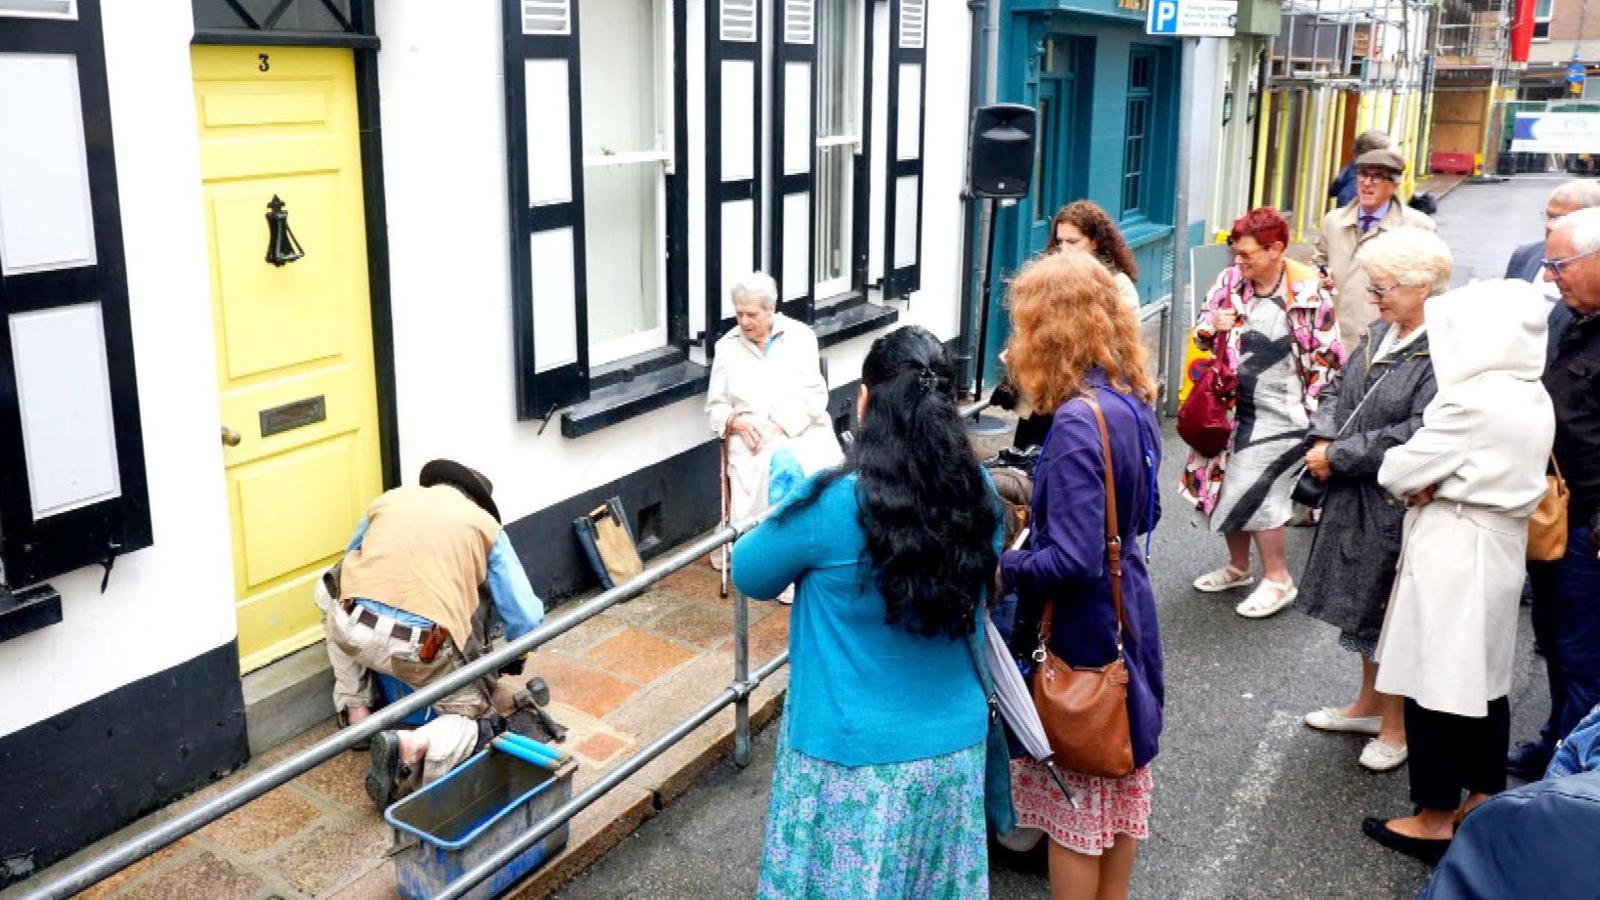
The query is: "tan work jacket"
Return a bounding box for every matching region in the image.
[1314,200,1437,353]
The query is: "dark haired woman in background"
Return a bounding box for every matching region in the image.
[1006,200,1142,450]
[734,325,1002,898]
[1000,251,1164,900]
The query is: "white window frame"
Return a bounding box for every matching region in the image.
[1534,0,1554,41]
[0,0,77,20]
[579,0,674,366]
[813,0,866,301]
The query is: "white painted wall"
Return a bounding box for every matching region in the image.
[0,4,236,737]
[378,0,974,525]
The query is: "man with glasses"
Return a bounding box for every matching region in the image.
[1505,179,1600,290]
[1314,147,1437,352]
[1507,207,1600,781]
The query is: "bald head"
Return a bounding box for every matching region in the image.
[1547,179,1600,234]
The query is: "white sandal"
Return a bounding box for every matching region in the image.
[1235,577,1298,618]
[1193,565,1254,592]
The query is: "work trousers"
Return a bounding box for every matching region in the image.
[1528,525,1600,756]
[1405,696,1510,812]
[316,583,490,786]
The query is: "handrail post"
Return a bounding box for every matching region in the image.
[732,581,752,767]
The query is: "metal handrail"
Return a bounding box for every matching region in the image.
[23,521,767,900]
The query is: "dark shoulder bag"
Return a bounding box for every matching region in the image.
[1031,392,1136,778]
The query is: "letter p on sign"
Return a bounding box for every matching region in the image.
[1151,0,1179,33]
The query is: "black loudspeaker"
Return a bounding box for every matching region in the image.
[968,104,1037,199]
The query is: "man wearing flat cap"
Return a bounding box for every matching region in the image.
[1314,146,1438,351]
[316,459,545,808]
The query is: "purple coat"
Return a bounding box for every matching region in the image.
[1000,374,1166,769]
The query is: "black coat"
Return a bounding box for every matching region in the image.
[1297,322,1437,644]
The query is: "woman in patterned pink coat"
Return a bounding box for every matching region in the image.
[1181,208,1343,619]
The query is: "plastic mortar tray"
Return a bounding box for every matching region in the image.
[385,745,576,900]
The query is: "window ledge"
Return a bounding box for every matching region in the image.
[1122,221,1175,249]
[561,359,711,439]
[0,583,63,643]
[814,301,900,349]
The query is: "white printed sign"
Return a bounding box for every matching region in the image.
[1511,113,1600,154]
[1147,0,1237,36]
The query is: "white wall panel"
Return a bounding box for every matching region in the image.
[0,53,96,276]
[720,59,756,181]
[783,61,811,175]
[782,191,810,300]
[530,227,579,371]
[896,62,922,161]
[524,59,572,206]
[894,173,919,269]
[10,303,121,520]
[720,198,755,316]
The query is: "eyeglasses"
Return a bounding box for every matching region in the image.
[1356,170,1395,183]
[1540,246,1600,276]
[1366,283,1403,297]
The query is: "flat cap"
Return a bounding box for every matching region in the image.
[1354,147,1406,175]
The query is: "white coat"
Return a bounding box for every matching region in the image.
[1375,280,1556,718]
[705,313,843,521]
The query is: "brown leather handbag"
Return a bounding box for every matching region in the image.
[1030,393,1136,778]
[1528,454,1570,562]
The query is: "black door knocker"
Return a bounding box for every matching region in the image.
[264,194,305,266]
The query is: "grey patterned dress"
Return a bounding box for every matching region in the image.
[1296,322,1436,652]
[1209,283,1309,532]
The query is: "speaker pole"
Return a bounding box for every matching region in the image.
[965,196,1010,437]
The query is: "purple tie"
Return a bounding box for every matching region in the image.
[1360,214,1377,233]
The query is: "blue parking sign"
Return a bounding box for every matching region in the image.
[1149,0,1180,33]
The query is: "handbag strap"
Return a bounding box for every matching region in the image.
[1036,391,1125,658]
[1550,452,1565,485]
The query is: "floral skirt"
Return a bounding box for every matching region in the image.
[756,729,988,899]
[1010,759,1154,856]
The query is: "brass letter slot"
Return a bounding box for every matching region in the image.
[259,395,327,438]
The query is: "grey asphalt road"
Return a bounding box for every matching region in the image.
[555,177,1562,900]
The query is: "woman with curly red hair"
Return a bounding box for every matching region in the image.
[1000,251,1164,900]
[1046,200,1141,309]
[1181,207,1343,619]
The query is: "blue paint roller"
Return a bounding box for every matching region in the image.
[497,731,570,764]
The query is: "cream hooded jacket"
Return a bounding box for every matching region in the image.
[1374,280,1555,716]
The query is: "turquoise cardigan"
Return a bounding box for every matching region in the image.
[731,471,997,767]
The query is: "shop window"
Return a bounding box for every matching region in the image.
[1122,49,1154,220]
[0,0,152,590]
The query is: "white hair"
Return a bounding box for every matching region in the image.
[730,271,779,309]
[1357,225,1454,293]
[1550,179,1600,211]
[1555,206,1600,256]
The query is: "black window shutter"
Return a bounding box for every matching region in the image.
[882,0,926,299]
[770,0,817,322]
[704,0,765,354]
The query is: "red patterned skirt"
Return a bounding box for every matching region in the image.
[1009,759,1154,856]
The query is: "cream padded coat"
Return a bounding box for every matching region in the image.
[1374,280,1555,717]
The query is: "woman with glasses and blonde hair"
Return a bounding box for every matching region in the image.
[1182,207,1343,619]
[999,251,1164,900]
[1297,226,1451,774]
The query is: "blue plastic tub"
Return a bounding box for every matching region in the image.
[385,743,575,900]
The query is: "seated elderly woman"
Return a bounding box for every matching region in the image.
[706,272,843,526]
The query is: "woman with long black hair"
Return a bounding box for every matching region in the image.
[733,325,1001,898]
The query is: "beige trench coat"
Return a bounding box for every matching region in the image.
[1314,200,1437,353]
[1373,282,1554,717]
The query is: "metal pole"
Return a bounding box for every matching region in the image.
[437,650,791,900]
[732,583,752,767]
[956,0,989,393]
[972,197,999,400]
[1165,37,1198,417]
[22,524,747,900]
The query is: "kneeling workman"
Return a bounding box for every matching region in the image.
[319,459,544,809]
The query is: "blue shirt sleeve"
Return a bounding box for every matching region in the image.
[346,517,369,552]
[487,532,544,641]
[731,478,821,600]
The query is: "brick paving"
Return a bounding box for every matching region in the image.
[6,554,789,900]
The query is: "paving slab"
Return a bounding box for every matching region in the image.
[7,553,788,900]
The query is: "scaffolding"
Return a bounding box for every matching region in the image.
[1253,0,1436,240]
[1430,0,1517,170]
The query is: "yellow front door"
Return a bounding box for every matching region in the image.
[194,46,385,673]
